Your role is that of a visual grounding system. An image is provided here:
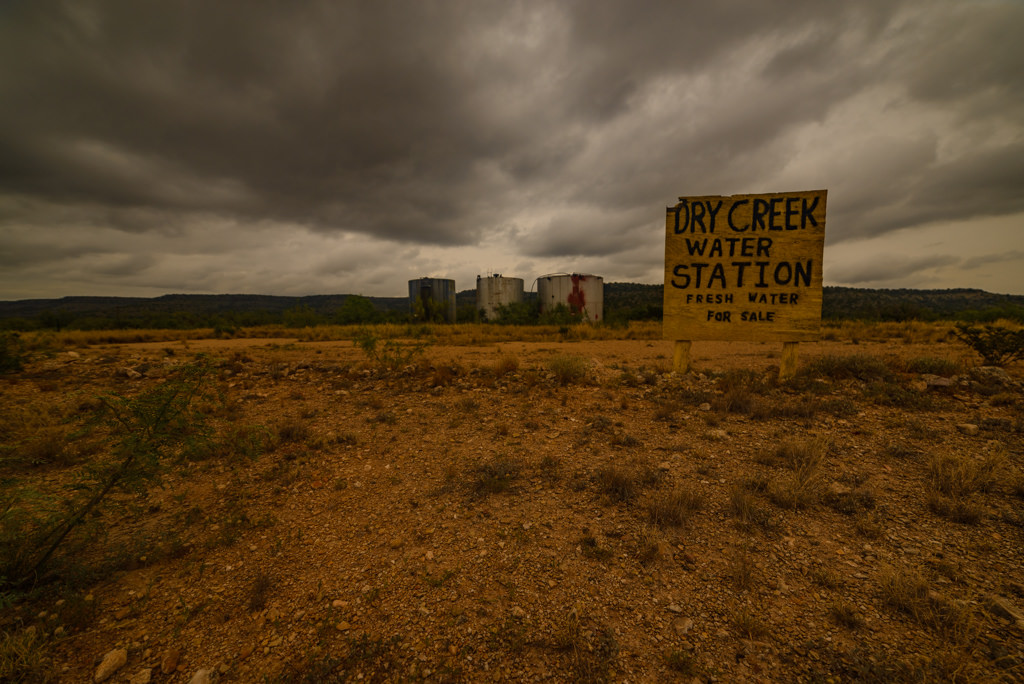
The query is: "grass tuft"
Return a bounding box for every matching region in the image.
[646,487,704,527]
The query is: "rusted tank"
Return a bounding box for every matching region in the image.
[537,273,604,322]
[408,277,456,323]
[476,274,524,321]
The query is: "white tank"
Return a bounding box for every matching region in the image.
[537,273,604,322]
[476,274,524,321]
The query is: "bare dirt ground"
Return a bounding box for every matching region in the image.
[2,326,1023,683]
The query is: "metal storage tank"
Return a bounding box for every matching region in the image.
[476,274,524,321]
[408,277,456,323]
[537,273,604,322]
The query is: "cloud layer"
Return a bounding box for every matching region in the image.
[2,0,1023,298]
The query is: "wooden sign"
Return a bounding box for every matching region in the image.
[664,189,827,343]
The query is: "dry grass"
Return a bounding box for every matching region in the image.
[728,485,774,531]
[595,466,639,503]
[928,453,1002,499]
[767,437,828,509]
[547,354,592,385]
[646,486,704,527]
[829,599,865,629]
[731,607,769,640]
[470,457,523,496]
[0,628,55,683]
[878,567,976,643]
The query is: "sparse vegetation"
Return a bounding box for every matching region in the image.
[469,457,522,496]
[954,323,1024,366]
[646,486,704,527]
[879,567,976,642]
[0,320,1020,682]
[2,360,211,588]
[548,353,591,385]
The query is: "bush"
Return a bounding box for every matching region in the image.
[0,333,25,373]
[548,354,591,385]
[1,360,212,588]
[354,329,427,371]
[954,323,1024,366]
[803,354,893,381]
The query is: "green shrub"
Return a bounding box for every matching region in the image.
[803,354,893,381]
[954,323,1024,366]
[548,354,591,385]
[1,360,212,588]
[0,333,25,374]
[354,329,427,371]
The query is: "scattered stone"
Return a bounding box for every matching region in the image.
[511,606,525,618]
[188,669,212,684]
[666,604,683,614]
[114,608,131,620]
[956,423,980,436]
[923,375,954,391]
[160,648,181,675]
[336,621,351,631]
[698,403,712,412]
[129,669,152,684]
[239,645,254,659]
[672,617,693,635]
[707,429,728,440]
[985,595,1024,629]
[94,648,128,683]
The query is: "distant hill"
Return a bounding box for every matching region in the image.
[1,285,1021,330]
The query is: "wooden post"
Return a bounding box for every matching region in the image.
[780,341,799,381]
[673,340,692,373]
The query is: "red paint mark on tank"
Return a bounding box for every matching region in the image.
[568,274,586,314]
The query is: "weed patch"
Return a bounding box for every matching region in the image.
[548,354,591,385]
[470,458,522,496]
[646,487,704,527]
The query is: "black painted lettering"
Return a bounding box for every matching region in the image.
[686,238,707,256]
[755,261,770,287]
[690,263,708,287]
[801,196,819,228]
[708,239,722,258]
[751,199,768,230]
[706,200,723,233]
[692,202,707,232]
[756,237,772,257]
[728,199,749,232]
[790,293,799,305]
[740,238,754,257]
[708,263,727,288]
[732,261,751,287]
[671,264,690,289]
[774,261,792,285]
[793,260,813,287]
[671,201,689,233]
[785,197,799,230]
[768,198,783,230]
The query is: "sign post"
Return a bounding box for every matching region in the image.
[663,190,827,379]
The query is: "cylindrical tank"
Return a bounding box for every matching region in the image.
[537,273,604,322]
[476,274,524,321]
[408,277,456,323]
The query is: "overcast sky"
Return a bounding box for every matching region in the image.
[1,0,1022,300]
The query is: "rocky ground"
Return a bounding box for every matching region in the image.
[2,325,1023,683]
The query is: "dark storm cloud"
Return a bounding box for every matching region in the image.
[829,254,961,285]
[1,0,1023,296]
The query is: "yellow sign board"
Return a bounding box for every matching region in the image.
[664,190,827,342]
